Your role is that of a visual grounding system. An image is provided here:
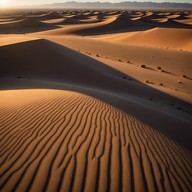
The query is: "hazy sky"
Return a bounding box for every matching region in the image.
[1,0,191,7]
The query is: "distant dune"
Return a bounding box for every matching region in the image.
[0,18,59,34]
[98,28,192,52]
[0,9,192,192]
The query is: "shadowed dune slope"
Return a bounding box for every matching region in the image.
[0,19,59,34]
[43,35,192,76]
[0,90,192,192]
[175,18,192,25]
[0,38,192,149]
[27,11,64,20]
[31,11,192,36]
[62,11,192,35]
[0,39,125,86]
[35,16,116,35]
[1,38,192,106]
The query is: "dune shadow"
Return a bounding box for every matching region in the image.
[1,10,191,35]
[69,11,192,36]
[0,39,192,151]
[74,19,192,36]
[0,18,61,34]
[57,17,103,25]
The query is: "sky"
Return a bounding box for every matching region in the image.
[0,0,191,7]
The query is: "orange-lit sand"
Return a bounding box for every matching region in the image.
[0,9,192,192]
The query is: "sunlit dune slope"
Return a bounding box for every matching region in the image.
[0,89,192,192]
[97,27,192,51]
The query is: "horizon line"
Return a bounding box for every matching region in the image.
[1,0,191,9]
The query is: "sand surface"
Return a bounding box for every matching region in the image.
[0,9,192,192]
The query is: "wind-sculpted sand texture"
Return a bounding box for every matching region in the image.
[0,9,192,192]
[0,90,192,192]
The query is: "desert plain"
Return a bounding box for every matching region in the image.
[0,8,192,192]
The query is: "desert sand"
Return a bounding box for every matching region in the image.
[0,9,192,192]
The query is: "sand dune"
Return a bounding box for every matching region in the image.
[41,34,192,74]
[0,35,40,46]
[0,90,192,192]
[35,16,116,35]
[54,11,192,35]
[97,27,192,51]
[0,9,192,192]
[50,16,101,25]
[0,18,59,34]
[175,18,192,25]
[1,37,192,102]
[0,39,126,86]
[28,11,63,20]
[43,18,65,24]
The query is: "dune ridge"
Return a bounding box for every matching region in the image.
[96,27,192,51]
[0,18,59,34]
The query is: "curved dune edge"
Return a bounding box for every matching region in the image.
[92,27,192,52]
[174,19,192,25]
[35,16,116,36]
[0,35,40,46]
[0,18,60,34]
[0,89,192,192]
